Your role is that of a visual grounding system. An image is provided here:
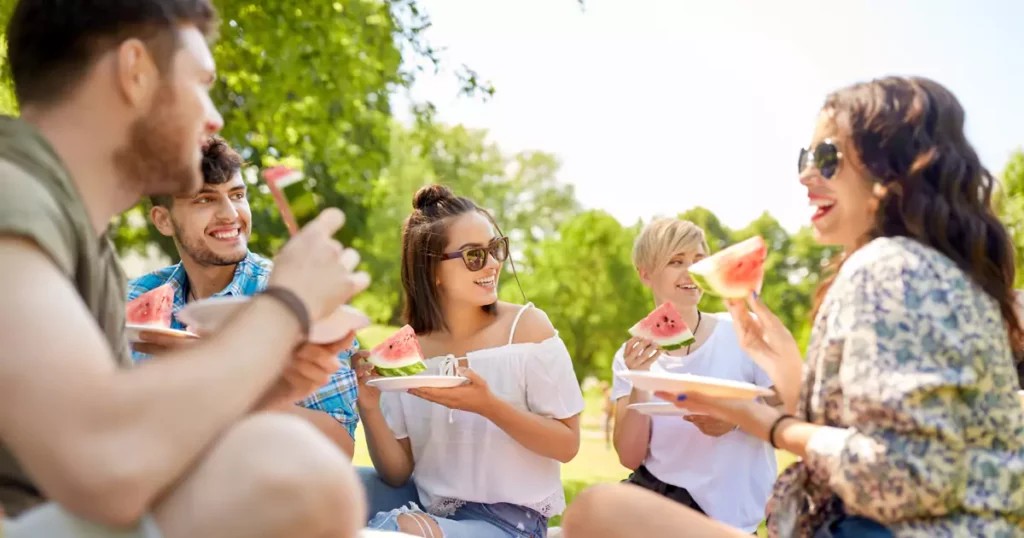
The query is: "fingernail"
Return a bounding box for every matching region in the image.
[676,394,687,401]
[751,291,758,300]
[351,272,371,292]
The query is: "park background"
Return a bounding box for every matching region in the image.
[2,0,1024,534]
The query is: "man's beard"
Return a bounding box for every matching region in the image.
[172,217,247,267]
[114,83,202,197]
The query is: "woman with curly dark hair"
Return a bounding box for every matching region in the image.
[560,76,1024,538]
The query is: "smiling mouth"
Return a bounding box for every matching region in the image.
[474,276,496,289]
[677,284,699,292]
[809,198,836,221]
[209,228,241,240]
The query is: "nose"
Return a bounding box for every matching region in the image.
[204,96,224,135]
[214,197,239,220]
[799,170,822,188]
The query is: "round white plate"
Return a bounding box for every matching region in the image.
[178,297,367,344]
[1018,390,1024,406]
[367,375,469,392]
[627,402,701,417]
[615,370,774,400]
[125,324,198,343]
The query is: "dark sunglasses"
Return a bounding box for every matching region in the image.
[443,236,510,271]
[798,139,843,179]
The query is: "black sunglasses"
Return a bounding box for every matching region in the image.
[443,236,510,272]
[798,139,843,179]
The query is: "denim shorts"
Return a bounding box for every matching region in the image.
[358,466,549,538]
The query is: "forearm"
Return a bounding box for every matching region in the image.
[269,404,355,458]
[766,360,804,415]
[481,397,580,463]
[360,407,414,486]
[612,391,652,470]
[93,298,301,503]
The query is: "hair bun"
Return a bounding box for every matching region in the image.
[413,184,455,211]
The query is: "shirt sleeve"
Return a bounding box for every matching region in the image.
[298,339,361,438]
[524,337,586,420]
[802,256,974,523]
[610,345,633,401]
[0,162,76,276]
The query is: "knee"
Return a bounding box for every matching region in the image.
[562,483,622,536]
[396,512,442,538]
[229,413,367,535]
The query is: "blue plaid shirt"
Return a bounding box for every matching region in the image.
[126,251,360,438]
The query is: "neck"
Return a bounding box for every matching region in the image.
[23,105,141,237]
[180,255,239,300]
[440,298,494,341]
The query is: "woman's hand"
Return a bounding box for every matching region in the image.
[409,367,496,415]
[353,350,382,413]
[622,337,662,371]
[654,391,776,442]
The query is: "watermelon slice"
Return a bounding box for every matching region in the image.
[368,325,427,377]
[688,236,767,299]
[125,283,175,328]
[628,302,695,351]
[263,165,319,235]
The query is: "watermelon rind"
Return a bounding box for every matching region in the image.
[628,322,695,350]
[371,360,427,378]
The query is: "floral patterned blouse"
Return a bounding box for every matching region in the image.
[768,237,1024,538]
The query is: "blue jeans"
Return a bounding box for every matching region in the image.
[357,466,549,538]
[812,503,893,538]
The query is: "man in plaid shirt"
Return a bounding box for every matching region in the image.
[127,136,360,456]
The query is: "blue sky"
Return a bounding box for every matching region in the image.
[396,0,1024,232]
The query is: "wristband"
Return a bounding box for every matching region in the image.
[768,413,794,449]
[260,286,311,338]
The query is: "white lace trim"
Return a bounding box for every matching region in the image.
[426,488,566,519]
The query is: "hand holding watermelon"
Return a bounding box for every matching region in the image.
[622,336,662,371]
[724,292,802,402]
[352,351,383,412]
[268,208,371,323]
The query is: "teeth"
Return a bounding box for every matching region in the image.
[212,229,239,239]
[678,285,697,290]
[808,199,835,208]
[475,278,495,286]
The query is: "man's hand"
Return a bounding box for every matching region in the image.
[257,335,355,411]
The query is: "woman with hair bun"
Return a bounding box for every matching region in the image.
[560,76,1024,537]
[353,185,585,538]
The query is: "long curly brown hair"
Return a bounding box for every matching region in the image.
[812,76,1024,360]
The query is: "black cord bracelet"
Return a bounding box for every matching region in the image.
[260,286,311,338]
[768,413,795,449]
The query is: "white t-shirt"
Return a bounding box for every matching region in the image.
[611,313,777,533]
[381,306,586,519]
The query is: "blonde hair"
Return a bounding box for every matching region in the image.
[632,217,709,274]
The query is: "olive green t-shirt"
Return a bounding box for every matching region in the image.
[0,116,132,517]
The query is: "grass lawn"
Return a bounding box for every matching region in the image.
[353,326,798,534]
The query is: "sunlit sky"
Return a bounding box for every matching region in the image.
[395,0,1024,232]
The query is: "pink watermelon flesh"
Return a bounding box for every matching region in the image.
[369,325,427,377]
[126,284,175,328]
[263,165,318,236]
[689,236,766,299]
[628,302,695,351]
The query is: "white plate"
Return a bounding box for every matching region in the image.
[125,324,198,343]
[178,297,368,344]
[616,370,774,400]
[1018,390,1024,406]
[367,375,469,392]
[627,402,701,417]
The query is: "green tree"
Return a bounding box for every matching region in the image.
[997,149,1024,286]
[507,210,650,381]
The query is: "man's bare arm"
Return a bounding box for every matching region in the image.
[0,238,302,526]
[274,405,355,458]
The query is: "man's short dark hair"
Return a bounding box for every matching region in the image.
[151,135,244,208]
[6,0,218,107]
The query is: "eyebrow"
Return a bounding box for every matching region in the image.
[456,237,499,250]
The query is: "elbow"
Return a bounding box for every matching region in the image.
[55,464,154,527]
[556,443,581,464]
[613,441,643,470]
